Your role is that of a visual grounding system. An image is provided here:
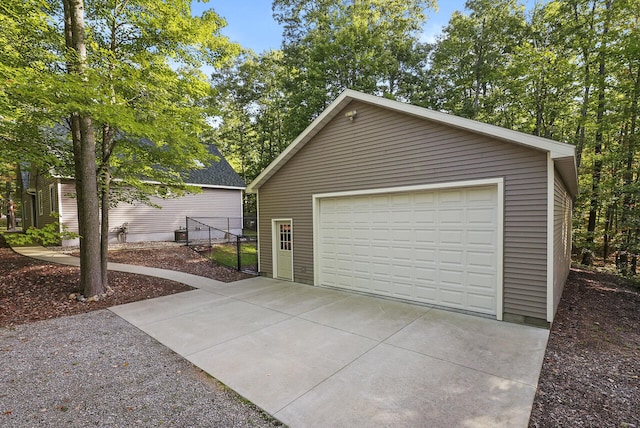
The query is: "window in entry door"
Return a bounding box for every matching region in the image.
[280,224,291,250]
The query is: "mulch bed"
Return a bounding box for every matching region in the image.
[0,238,252,328]
[529,268,640,427]
[0,240,193,328]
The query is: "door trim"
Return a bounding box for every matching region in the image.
[312,178,504,320]
[272,218,294,281]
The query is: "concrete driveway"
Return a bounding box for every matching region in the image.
[110,277,548,427]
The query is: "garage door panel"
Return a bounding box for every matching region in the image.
[353,261,370,274]
[440,230,464,245]
[468,207,496,224]
[414,229,437,244]
[468,294,494,311]
[440,250,463,265]
[352,228,370,240]
[392,229,414,243]
[468,187,496,202]
[440,289,465,308]
[467,230,495,246]
[467,251,494,268]
[468,271,496,288]
[318,186,498,316]
[440,209,464,224]
[439,190,464,203]
[415,287,437,303]
[391,264,413,278]
[414,248,437,263]
[414,209,437,224]
[440,269,464,285]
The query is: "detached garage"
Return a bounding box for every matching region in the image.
[247,90,577,325]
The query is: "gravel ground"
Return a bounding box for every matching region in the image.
[0,310,283,427]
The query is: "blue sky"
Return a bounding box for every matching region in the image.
[192,1,470,53]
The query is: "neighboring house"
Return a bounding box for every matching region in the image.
[19,145,245,246]
[247,90,577,325]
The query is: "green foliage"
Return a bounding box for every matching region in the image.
[211,0,640,274]
[4,221,79,247]
[273,0,436,138]
[1,0,240,295]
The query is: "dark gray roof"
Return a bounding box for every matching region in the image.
[184,145,245,188]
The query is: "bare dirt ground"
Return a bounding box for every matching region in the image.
[1,235,639,426]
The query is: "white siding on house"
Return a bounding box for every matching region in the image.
[59,183,242,245]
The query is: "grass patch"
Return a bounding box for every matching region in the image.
[209,242,257,270]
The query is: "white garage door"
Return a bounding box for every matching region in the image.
[317,186,499,315]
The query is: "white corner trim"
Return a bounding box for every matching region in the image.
[256,191,261,273]
[271,218,294,282]
[496,179,504,321]
[312,178,505,319]
[312,196,320,286]
[546,154,555,322]
[56,181,63,219]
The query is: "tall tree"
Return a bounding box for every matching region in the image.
[273,0,436,138]
[426,0,526,121]
[63,0,103,296]
[1,0,237,296]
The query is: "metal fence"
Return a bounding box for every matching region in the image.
[184,217,258,273]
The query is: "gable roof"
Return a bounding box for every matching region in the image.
[247,89,578,195]
[184,145,245,189]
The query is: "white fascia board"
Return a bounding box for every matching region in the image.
[348,90,576,158]
[58,175,245,191]
[192,183,246,190]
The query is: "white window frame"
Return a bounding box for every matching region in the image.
[38,190,43,216]
[49,184,56,213]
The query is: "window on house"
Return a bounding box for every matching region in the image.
[38,190,43,216]
[49,184,56,213]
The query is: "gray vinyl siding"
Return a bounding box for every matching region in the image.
[553,170,572,316]
[60,183,242,245]
[258,100,550,319]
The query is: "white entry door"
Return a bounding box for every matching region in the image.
[317,186,499,315]
[274,220,293,280]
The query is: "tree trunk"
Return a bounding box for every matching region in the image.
[63,0,104,297]
[621,65,640,254]
[582,0,611,265]
[603,203,614,262]
[100,125,115,289]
